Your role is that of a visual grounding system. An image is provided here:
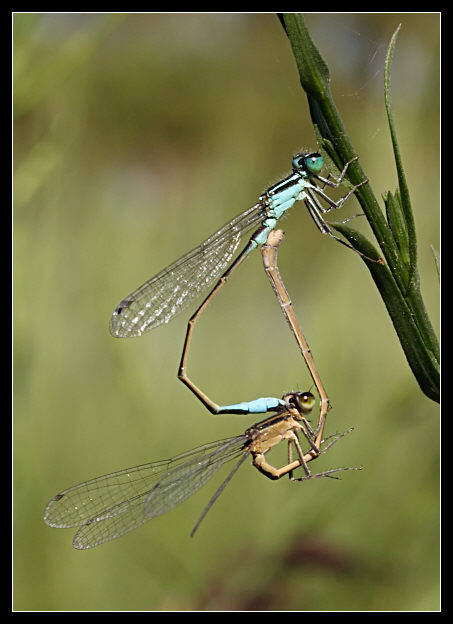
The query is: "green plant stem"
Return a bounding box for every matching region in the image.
[279,13,439,403]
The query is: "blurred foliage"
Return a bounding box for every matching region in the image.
[13,13,439,611]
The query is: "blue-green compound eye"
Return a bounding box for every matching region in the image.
[291,152,324,174]
[304,153,324,174]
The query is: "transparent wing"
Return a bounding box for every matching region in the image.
[43,436,246,549]
[110,202,266,338]
[144,437,247,519]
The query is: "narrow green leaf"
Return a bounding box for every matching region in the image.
[280,13,330,97]
[384,190,411,269]
[384,24,418,293]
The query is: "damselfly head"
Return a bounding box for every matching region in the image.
[282,391,315,417]
[292,152,324,175]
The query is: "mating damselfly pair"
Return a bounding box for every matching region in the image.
[44,152,367,547]
[110,152,370,416]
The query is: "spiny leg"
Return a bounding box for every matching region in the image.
[309,177,368,214]
[304,176,379,258]
[302,157,380,263]
[314,155,360,190]
[252,429,358,482]
[293,427,360,481]
[252,431,311,480]
[254,427,359,482]
[287,431,313,480]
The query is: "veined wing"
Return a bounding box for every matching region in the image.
[43,436,246,549]
[144,436,247,518]
[110,202,266,338]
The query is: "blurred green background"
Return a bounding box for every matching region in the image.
[14,13,439,611]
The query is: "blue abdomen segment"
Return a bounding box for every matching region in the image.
[218,396,285,415]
